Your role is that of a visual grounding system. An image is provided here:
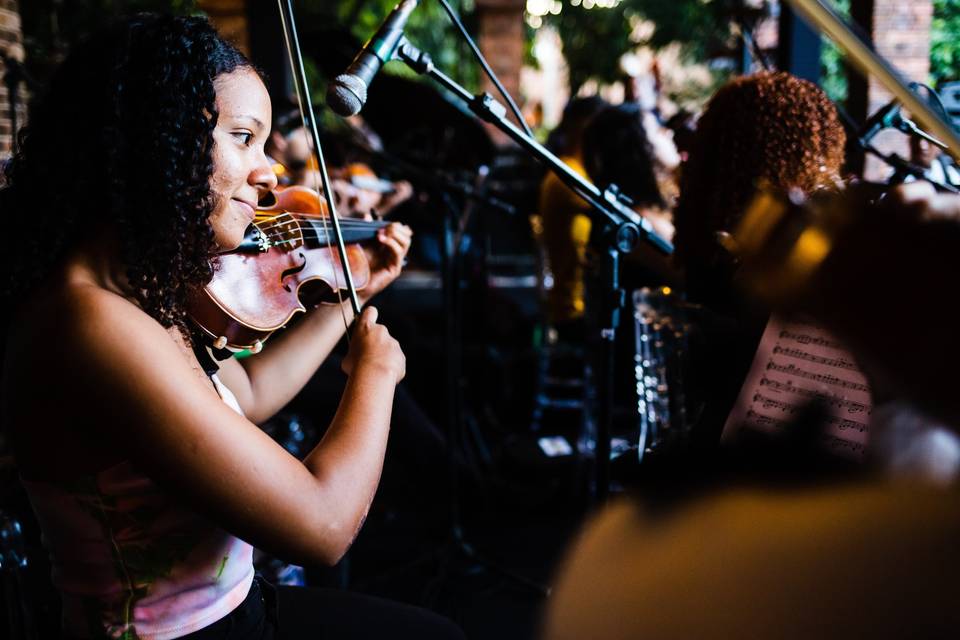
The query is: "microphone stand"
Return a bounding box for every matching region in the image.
[857,108,960,193]
[394,37,673,505]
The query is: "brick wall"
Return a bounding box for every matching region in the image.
[865,0,932,180]
[476,0,525,146]
[0,0,23,160]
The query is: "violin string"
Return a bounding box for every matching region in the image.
[260,216,388,230]
[253,210,386,251]
[258,213,386,225]
[257,228,381,247]
[251,210,385,282]
[254,212,296,240]
[264,232,380,248]
[254,217,382,243]
[249,205,358,264]
[250,211,378,318]
[255,216,387,231]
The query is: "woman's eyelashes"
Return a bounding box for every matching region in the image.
[232,131,254,146]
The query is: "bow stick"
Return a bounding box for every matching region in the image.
[276,0,363,321]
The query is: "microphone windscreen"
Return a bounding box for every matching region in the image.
[327,74,367,117]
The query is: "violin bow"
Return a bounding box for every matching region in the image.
[276,0,363,321]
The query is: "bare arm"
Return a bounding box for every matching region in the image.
[218,301,356,424]
[70,291,403,566]
[219,222,412,423]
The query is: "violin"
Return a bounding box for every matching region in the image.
[189,186,388,353]
[339,162,397,194]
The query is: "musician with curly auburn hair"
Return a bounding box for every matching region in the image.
[659,72,850,451]
[673,71,846,304]
[0,14,462,640]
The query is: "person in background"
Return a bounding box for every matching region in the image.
[908,133,960,189]
[668,71,848,447]
[673,71,847,308]
[581,103,676,248]
[280,125,414,221]
[544,75,960,640]
[545,180,960,640]
[664,109,697,164]
[537,96,609,331]
[262,119,452,574]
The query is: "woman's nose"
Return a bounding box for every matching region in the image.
[251,151,279,193]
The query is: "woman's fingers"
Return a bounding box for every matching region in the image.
[359,305,379,327]
[378,236,407,266]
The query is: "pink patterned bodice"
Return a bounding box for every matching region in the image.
[20,375,254,640]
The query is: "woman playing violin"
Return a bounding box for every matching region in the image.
[0,14,462,640]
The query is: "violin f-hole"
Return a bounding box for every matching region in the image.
[281,251,308,292]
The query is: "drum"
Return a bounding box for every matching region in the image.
[633,286,691,461]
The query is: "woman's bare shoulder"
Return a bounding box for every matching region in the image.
[4,282,190,474]
[9,281,164,364]
[6,277,214,430]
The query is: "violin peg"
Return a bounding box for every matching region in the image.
[213,336,228,350]
[250,340,263,354]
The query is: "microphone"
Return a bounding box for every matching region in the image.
[327,0,419,117]
[858,98,903,145]
[858,97,950,152]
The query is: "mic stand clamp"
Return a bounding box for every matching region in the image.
[396,38,672,503]
[856,93,958,193]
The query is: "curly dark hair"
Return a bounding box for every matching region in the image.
[545,95,609,157]
[581,103,666,209]
[0,14,253,332]
[673,71,846,279]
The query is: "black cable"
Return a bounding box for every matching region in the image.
[911,81,954,129]
[731,10,770,72]
[435,0,535,138]
[741,26,771,71]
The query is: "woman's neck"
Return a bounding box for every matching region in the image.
[61,226,134,300]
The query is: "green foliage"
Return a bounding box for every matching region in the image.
[820,41,848,104]
[543,0,736,95]
[547,3,633,93]
[629,0,732,60]
[819,0,849,106]
[932,0,960,85]
[298,0,480,92]
[21,1,481,95]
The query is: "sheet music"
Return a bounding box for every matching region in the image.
[723,316,872,458]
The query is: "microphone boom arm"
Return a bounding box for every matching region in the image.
[395,39,672,256]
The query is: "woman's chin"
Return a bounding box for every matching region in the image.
[213,234,244,254]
